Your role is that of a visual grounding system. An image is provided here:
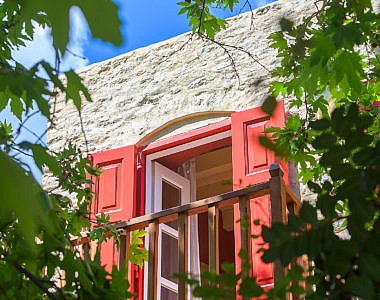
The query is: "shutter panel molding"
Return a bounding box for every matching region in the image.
[89,145,137,223]
[232,101,287,286]
[88,145,136,294]
[231,101,286,188]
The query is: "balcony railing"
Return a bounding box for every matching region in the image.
[73,163,301,299]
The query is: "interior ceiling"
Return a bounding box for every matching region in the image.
[195,146,233,200]
[196,146,234,232]
[156,137,231,170]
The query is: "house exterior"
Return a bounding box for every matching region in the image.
[43,0,318,298]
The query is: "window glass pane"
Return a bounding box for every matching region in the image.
[161,286,177,300]
[162,180,181,209]
[162,180,181,228]
[161,232,178,283]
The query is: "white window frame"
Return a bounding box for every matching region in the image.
[154,162,190,298]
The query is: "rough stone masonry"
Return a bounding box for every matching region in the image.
[43,0,319,200]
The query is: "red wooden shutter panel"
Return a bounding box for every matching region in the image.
[100,237,119,274]
[232,101,287,286]
[232,101,286,188]
[88,145,136,282]
[90,145,136,223]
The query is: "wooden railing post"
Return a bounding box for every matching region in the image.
[118,231,127,268]
[238,196,251,278]
[148,221,158,300]
[178,212,188,300]
[208,205,219,273]
[269,163,286,280]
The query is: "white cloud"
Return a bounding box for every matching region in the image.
[63,6,90,70]
[12,6,90,71]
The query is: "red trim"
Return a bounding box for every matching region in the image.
[138,118,232,300]
[142,119,231,155]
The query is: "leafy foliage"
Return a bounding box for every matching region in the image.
[1,0,379,299]
[178,0,380,299]
[0,1,141,299]
[178,0,239,39]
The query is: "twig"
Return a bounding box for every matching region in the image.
[66,48,87,61]
[78,110,89,154]
[202,34,271,73]
[1,250,58,300]
[9,145,34,158]
[15,110,40,139]
[12,262,57,299]
[239,0,254,29]
[202,34,241,85]
[160,33,194,64]
[197,0,207,35]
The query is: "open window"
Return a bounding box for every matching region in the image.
[144,128,234,300]
[89,102,288,299]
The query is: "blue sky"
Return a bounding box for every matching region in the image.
[1,0,276,180]
[83,0,275,63]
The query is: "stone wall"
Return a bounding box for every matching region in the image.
[43,0,317,198]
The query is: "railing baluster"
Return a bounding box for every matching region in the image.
[238,195,251,278]
[118,230,130,270]
[178,212,188,300]
[90,240,98,260]
[148,221,158,300]
[208,205,219,273]
[269,163,286,280]
[119,233,127,268]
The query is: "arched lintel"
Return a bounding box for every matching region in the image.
[136,111,234,147]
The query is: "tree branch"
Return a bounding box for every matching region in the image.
[2,250,58,300]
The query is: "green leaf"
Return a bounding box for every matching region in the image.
[316,193,336,218]
[325,255,350,275]
[347,275,374,299]
[332,50,365,96]
[65,70,91,111]
[358,252,380,281]
[309,118,331,131]
[78,0,122,46]
[299,202,318,225]
[9,96,24,120]
[307,182,322,193]
[238,277,264,298]
[261,95,277,116]
[312,133,337,149]
[279,17,294,33]
[33,145,59,174]
[330,163,355,181]
[269,31,287,50]
[286,115,302,130]
[18,142,61,175]
[0,152,54,247]
[128,230,148,267]
[319,146,349,166]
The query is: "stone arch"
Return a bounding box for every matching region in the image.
[136,111,234,147]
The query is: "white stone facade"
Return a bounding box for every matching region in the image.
[44,0,318,198]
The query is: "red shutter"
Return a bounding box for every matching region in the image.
[88,145,136,279]
[89,145,136,223]
[99,237,119,274]
[232,101,287,287]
